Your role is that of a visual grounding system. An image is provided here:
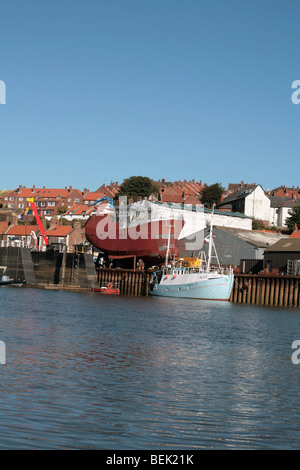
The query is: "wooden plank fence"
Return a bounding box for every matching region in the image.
[230,274,300,307]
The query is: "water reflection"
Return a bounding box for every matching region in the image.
[0,288,300,449]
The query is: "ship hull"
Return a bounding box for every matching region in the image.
[149,273,234,301]
[85,213,184,264]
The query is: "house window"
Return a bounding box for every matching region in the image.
[44,210,51,215]
[40,202,45,207]
[19,197,23,201]
[9,197,14,201]
[48,202,55,206]
[75,199,80,203]
[18,203,24,208]
[8,204,13,208]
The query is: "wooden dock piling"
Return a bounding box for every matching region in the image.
[96,267,152,296]
[96,268,300,307]
[230,274,300,307]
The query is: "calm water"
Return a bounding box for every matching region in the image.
[0,287,300,450]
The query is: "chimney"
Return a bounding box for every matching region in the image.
[18,184,23,192]
[73,220,81,231]
[50,217,59,228]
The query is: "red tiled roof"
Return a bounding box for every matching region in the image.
[6,186,82,200]
[6,225,38,236]
[83,192,105,201]
[274,189,300,199]
[66,205,95,215]
[45,225,73,237]
[159,181,203,204]
[290,230,300,238]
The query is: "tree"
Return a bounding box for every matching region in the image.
[114,176,160,203]
[286,204,300,232]
[57,204,68,215]
[200,183,224,208]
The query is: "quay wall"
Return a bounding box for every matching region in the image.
[0,247,97,289]
[0,247,36,285]
[230,274,300,307]
[31,251,97,288]
[2,247,300,306]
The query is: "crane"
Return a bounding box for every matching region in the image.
[88,196,113,207]
[26,198,49,246]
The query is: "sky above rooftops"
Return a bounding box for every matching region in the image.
[1,0,300,192]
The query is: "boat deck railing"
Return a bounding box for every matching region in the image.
[162,265,233,276]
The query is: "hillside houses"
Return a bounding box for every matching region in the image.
[5,180,297,230]
[219,182,300,228]
[0,179,300,258]
[3,185,89,218]
[158,179,204,205]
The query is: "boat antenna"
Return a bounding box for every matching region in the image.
[207,204,215,272]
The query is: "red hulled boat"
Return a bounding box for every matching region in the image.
[85,209,184,265]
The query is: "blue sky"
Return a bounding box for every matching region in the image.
[1,0,300,192]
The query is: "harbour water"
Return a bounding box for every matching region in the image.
[0,286,300,450]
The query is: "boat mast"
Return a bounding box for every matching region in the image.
[207,204,214,272]
[165,223,171,268]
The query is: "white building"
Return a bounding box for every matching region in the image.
[269,196,299,228]
[218,185,271,224]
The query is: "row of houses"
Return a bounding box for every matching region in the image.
[0,221,85,252]
[0,183,119,218]
[1,180,299,228]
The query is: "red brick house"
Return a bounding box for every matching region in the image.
[83,192,106,206]
[4,185,87,218]
[3,224,39,248]
[0,222,9,246]
[270,185,300,200]
[158,180,204,205]
[44,223,83,252]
